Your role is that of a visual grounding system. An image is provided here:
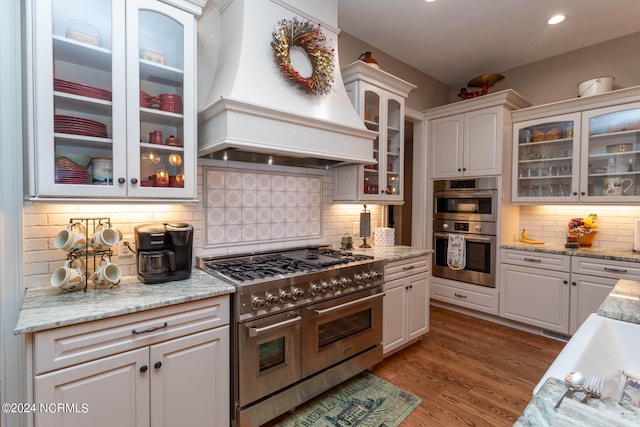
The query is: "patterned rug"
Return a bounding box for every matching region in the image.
[276,372,422,427]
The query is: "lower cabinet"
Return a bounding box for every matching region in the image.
[382,255,430,355]
[500,249,638,335]
[30,297,230,427]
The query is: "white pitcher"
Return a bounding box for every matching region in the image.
[602,177,633,196]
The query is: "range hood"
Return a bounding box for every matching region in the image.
[196,0,377,168]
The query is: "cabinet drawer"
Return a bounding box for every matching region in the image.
[501,249,570,271]
[431,281,498,314]
[34,296,229,374]
[571,257,640,281]
[384,255,429,281]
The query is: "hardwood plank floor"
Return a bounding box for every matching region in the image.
[263,305,566,426]
[371,305,566,426]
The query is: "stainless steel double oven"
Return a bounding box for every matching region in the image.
[432,177,498,287]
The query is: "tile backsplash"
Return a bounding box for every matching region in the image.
[22,164,382,288]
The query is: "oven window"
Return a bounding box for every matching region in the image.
[318,309,371,348]
[259,337,285,372]
[435,237,491,274]
[435,197,492,215]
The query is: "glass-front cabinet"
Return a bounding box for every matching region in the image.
[335,61,415,204]
[26,0,198,199]
[581,102,640,201]
[512,113,581,202]
[512,95,640,203]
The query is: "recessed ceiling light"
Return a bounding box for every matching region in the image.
[548,14,566,25]
[423,0,437,3]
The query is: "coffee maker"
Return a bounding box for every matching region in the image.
[135,223,193,284]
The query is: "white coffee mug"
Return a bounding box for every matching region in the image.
[91,223,121,251]
[92,259,122,287]
[602,177,633,196]
[51,259,85,291]
[54,222,86,253]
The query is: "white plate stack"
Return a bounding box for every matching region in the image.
[374,227,395,247]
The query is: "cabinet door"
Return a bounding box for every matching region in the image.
[34,348,149,427]
[125,0,196,199]
[465,107,500,176]
[430,114,463,178]
[406,272,429,341]
[382,280,406,354]
[569,274,616,334]
[580,102,640,202]
[31,0,128,198]
[150,327,230,427]
[512,113,581,203]
[499,263,570,333]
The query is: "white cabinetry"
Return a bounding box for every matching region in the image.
[334,61,415,204]
[382,255,429,355]
[500,249,640,334]
[30,297,230,427]
[426,90,530,179]
[431,277,499,315]
[26,0,202,200]
[511,86,640,203]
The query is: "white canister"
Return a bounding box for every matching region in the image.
[92,157,113,185]
[374,227,395,247]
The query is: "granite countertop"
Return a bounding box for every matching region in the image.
[597,279,640,324]
[15,246,431,335]
[14,269,236,335]
[501,243,640,263]
[515,377,640,426]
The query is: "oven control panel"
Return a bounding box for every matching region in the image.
[236,261,385,322]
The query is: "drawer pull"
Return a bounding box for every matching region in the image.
[604,267,627,273]
[402,265,416,271]
[523,257,542,263]
[454,293,468,299]
[132,322,168,335]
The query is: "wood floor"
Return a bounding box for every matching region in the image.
[263,305,566,426]
[371,305,566,426]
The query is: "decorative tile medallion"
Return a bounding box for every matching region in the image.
[203,167,323,247]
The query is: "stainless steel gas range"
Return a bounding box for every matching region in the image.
[198,246,385,427]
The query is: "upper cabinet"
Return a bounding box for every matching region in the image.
[426,90,531,179]
[511,86,640,203]
[334,62,415,204]
[25,0,202,200]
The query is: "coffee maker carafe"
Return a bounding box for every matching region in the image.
[135,223,193,284]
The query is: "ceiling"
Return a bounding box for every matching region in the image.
[337,0,640,86]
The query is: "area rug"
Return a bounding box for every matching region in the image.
[276,372,422,427]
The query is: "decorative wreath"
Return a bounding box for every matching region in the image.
[271,18,334,95]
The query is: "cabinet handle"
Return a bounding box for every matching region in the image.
[140,365,148,373]
[580,191,586,196]
[131,177,138,185]
[523,257,542,263]
[572,281,577,286]
[132,322,168,335]
[572,192,578,196]
[154,362,162,370]
[118,177,125,184]
[563,280,568,285]
[454,293,467,299]
[402,265,416,271]
[604,267,627,273]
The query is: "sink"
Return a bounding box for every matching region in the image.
[535,313,640,395]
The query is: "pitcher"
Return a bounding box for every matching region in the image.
[602,177,633,196]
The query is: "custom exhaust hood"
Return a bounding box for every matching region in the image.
[196,0,377,168]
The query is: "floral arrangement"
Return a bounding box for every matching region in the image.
[568,214,599,236]
[271,18,334,95]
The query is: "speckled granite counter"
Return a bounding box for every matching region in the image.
[14,269,236,335]
[502,243,640,263]
[515,377,640,426]
[515,279,640,425]
[352,245,433,262]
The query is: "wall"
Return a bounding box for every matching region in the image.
[22,164,383,289]
[449,31,640,106]
[338,32,449,111]
[515,205,640,250]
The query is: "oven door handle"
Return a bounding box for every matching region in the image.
[248,316,301,337]
[312,292,385,316]
[434,232,494,242]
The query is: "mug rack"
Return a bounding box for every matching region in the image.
[66,217,117,292]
